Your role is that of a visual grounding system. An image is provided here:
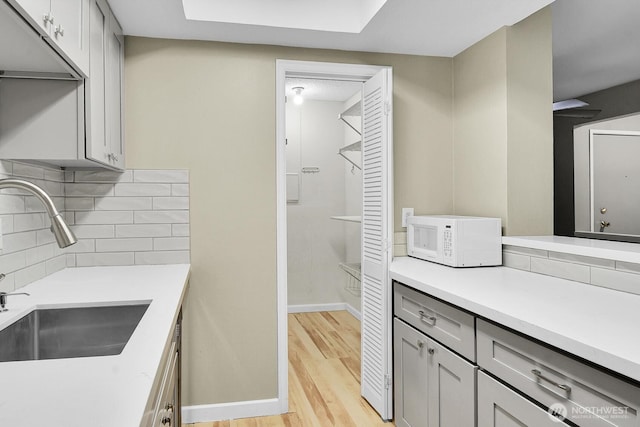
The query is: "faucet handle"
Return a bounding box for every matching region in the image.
[0,291,30,312]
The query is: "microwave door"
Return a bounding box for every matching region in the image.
[413,224,440,260]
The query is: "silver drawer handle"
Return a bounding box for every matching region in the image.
[531,369,572,395]
[418,310,437,326]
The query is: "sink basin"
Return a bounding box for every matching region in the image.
[0,303,149,362]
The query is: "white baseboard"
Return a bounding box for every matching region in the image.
[182,398,281,424]
[288,302,361,320]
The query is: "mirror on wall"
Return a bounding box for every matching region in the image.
[573,116,640,242]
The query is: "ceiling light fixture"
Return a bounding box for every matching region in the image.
[292,87,304,105]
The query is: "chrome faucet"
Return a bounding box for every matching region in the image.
[0,178,77,248]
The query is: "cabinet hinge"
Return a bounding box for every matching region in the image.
[384,101,391,116]
[384,374,392,390]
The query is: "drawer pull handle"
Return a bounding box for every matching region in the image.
[418,310,437,326]
[531,369,572,395]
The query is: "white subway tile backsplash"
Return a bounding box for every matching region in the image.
[36,229,56,245]
[153,237,189,251]
[65,197,95,211]
[172,224,190,236]
[394,231,407,245]
[503,252,531,271]
[615,261,640,275]
[116,224,172,238]
[548,251,615,269]
[152,197,189,210]
[66,254,76,267]
[530,257,591,283]
[134,210,189,224]
[76,252,135,267]
[15,263,46,288]
[12,162,45,180]
[76,210,134,225]
[590,268,640,296]
[171,184,189,196]
[26,244,55,266]
[73,170,133,183]
[0,215,15,234]
[14,213,45,232]
[95,197,153,211]
[1,231,37,254]
[0,195,26,214]
[0,160,13,175]
[134,170,189,183]
[71,225,116,239]
[114,183,171,197]
[0,162,190,289]
[503,245,548,258]
[44,169,65,183]
[65,183,114,197]
[0,251,27,272]
[96,238,153,252]
[45,255,67,275]
[135,251,190,265]
[393,244,407,257]
[62,239,96,254]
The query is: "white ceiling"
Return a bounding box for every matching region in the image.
[552,0,640,101]
[181,0,388,33]
[108,0,553,57]
[286,78,363,102]
[108,0,640,101]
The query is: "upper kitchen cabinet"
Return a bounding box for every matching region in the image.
[0,0,125,171]
[86,0,124,169]
[5,0,90,77]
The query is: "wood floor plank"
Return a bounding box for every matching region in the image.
[185,311,393,427]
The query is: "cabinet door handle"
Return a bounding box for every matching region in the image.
[417,340,424,349]
[427,348,435,355]
[531,369,571,395]
[418,310,437,326]
[55,25,64,37]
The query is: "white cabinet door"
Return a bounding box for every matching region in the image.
[106,11,124,169]
[49,0,90,74]
[394,319,429,427]
[478,372,569,427]
[394,319,476,427]
[86,0,124,171]
[10,0,52,35]
[10,0,89,75]
[361,66,394,420]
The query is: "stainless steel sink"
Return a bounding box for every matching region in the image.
[0,303,149,362]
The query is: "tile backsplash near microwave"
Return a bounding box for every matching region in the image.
[0,161,190,292]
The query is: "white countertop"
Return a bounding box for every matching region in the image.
[503,235,640,264]
[0,264,191,427]
[391,257,640,384]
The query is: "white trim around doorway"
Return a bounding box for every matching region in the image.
[275,59,388,416]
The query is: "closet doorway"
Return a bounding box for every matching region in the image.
[276,60,394,420]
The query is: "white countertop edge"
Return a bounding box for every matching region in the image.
[390,257,640,384]
[502,235,640,264]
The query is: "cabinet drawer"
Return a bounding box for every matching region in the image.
[394,282,475,361]
[477,320,640,427]
[478,371,570,426]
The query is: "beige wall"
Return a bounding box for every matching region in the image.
[124,38,453,405]
[453,7,553,235]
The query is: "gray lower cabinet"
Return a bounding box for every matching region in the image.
[394,318,476,427]
[477,371,569,427]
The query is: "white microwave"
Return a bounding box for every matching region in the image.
[407,215,502,267]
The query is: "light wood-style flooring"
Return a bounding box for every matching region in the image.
[186,311,392,427]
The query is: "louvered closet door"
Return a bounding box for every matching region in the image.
[361,68,393,420]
